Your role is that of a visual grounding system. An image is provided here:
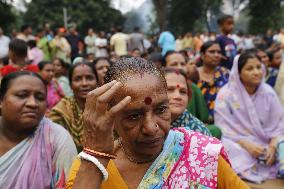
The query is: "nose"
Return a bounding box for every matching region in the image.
[141,113,158,136]
[82,77,88,86]
[172,89,182,100]
[26,96,38,108]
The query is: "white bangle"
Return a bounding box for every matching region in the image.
[78,151,109,181]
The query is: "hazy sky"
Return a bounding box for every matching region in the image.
[111,0,146,13]
[11,0,147,13]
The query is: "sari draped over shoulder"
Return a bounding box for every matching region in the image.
[0,117,77,189]
[171,109,212,136]
[49,96,84,151]
[215,55,284,182]
[136,128,229,188]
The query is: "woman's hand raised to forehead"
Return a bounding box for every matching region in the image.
[82,80,131,153]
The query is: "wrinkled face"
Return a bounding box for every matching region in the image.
[1,76,47,131]
[165,73,189,121]
[71,65,97,100]
[165,53,187,73]
[113,73,171,159]
[201,44,222,67]
[53,59,63,76]
[271,50,282,68]
[240,58,263,89]
[221,18,234,34]
[40,64,54,83]
[257,51,269,66]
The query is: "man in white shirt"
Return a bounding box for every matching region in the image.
[0,27,10,59]
[16,25,35,42]
[110,26,128,56]
[84,28,97,55]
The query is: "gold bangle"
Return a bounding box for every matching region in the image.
[83,148,117,159]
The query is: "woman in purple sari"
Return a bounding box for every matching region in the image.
[215,52,284,183]
[0,71,77,189]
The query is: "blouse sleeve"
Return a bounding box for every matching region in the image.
[217,156,250,189]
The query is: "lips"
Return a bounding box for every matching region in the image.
[170,102,184,107]
[79,88,92,95]
[139,138,163,148]
[22,111,38,118]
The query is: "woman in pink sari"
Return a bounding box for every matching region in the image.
[215,52,284,183]
[38,61,65,111]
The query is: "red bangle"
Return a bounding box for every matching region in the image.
[83,148,117,159]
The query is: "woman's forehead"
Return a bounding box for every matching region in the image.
[112,74,167,105]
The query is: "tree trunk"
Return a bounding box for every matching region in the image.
[152,0,167,31]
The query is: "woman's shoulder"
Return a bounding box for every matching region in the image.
[44,117,72,137]
[42,117,76,149]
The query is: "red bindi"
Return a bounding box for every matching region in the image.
[177,84,180,88]
[144,97,152,105]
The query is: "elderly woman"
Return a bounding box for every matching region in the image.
[164,68,211,136]
[215,52,284,183]
[67,57,249,189]
[49,63,98,151]
[0,71,77,188]
[197,41,230,122]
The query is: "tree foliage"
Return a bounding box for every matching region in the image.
[152,0,222,34]
[23,0,124,33]
[248,0,282,34]
[0,2,17,32]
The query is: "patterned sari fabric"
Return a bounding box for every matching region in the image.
[197,66,229,121]
[171,109,212,136]
[137,128,229,188]
[49,96,84,151]
[0,118,77,189]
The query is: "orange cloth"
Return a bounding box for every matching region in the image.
[67,156,249,189]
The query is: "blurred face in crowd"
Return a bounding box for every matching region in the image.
[240,58,263,89]
[1,75,47,131]
[88,28,94,35]
[201,43,222,68]
[132,49,141,58]
[165,72,189,121]
[221,17,234,34]
[95,59,110,86]
[271,50,282,68]
[256,50,269,67]
[165,53,187,73]
[71,65,97,101]
[53,59,63,77]
[40,64,54,83]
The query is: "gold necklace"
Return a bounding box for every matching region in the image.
[118,138,155,164]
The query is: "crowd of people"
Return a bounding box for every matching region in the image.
[0,13,284,188]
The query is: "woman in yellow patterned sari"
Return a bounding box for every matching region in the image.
[49,62,98,151]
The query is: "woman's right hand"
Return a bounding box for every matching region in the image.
[238,140,265,158]
[82,80,131,154]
